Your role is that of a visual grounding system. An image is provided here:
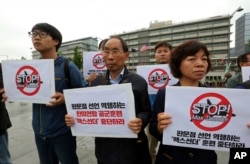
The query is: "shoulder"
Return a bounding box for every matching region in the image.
[236,80,250,89]
[127,71,146,81]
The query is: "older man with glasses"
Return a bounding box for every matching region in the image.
[65,36,152,164]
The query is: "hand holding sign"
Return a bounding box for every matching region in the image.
[46,92,64,107]
[157,112,172,134]
[128,118,142,134]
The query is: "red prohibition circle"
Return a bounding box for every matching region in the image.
[92,53,105,69]
[190,92,233,131]
[148,68,170,89]
[15,65,42,96]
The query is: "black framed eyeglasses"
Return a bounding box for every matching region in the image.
[28,31,48,38]
[103,49,124,56]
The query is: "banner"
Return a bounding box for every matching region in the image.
[241,66,250,82]
[83,51,106,78]
[64,83,137,138]
[162,86,250,152]
[2,60,55,103]
[137,64,178,94]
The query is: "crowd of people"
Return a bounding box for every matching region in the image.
[1,22,250,164]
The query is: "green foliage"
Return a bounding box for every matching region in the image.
[72,46,83,70]
[21,56,26,60]
[58,51,63,56]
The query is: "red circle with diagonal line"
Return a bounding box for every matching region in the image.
[15,65,42,96]
[148,68,170,89]
[92,53,105,69]
[190,92,233,131]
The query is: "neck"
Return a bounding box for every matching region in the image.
[179,78,199,87]
[109,67,123,80]
[40,49,58,59]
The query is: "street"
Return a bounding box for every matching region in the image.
[6,102,229,164]
[6,102,96,164]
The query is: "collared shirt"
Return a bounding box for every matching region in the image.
[109,68,124,84]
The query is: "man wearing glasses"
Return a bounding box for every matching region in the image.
[65,36,152,164]
[28,23,85,164]
[226,52,250,88]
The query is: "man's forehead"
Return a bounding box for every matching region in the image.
[157,46,170,50]
[105,38,122,49]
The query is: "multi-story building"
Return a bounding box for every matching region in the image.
[31,37,98,59]
[114,15,241,87]
[234,13,250,56]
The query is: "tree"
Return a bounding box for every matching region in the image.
[72,46,83,70]
[21,56,26,60]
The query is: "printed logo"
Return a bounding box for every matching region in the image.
[15,65,43,96]
[92,53,105,69]
[190,92,236,131]
[148,68,171,89]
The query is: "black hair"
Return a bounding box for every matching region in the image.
[170,40,211,78]
[154,41,172,52]
[108,35,129,52]
[31,23,62,52]
[237,52,250,69]
[98,39,109,51]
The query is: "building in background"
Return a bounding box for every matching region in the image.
[31,14,249,87]
[234,12,250,57]
[115,14,244,87]
[31,37,98,59]
[116,15,235,72]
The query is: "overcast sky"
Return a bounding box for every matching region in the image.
[0,0,249,60]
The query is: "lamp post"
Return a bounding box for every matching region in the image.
[225,6,243,73]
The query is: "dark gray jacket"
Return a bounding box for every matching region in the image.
[149,82,217,164]
[0,63,12,134]
[91,66,152,164]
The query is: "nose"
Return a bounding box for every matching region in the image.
[196,59,205,66]
[160,52,166,56]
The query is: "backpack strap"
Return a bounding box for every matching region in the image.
[64,60,71,88]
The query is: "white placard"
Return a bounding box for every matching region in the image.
[137,64,178,94]
[83,51,106,77]
[162,86,250,152]
[241,66,250,82]
[64,83,137,138]
[2,60,55,103]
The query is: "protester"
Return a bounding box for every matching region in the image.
[149,40,217,164]
[28,23,85,164]
[65,36,152,164]
[223,72,232,87]
[146,40,172,164]
[0,63,12,164]
[226,52,250,88]
[227,79,250,163]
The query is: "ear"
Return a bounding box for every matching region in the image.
[53,39,59,47]
[124,51,130,61]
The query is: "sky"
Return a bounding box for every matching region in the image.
[0,0,250,60]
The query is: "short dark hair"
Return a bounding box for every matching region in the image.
[170,40,211,78]
[108,36,129,52]
[154,41,172,52]
[31,23,62,52]
[237,52,250,69]
[98,39,109,51]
